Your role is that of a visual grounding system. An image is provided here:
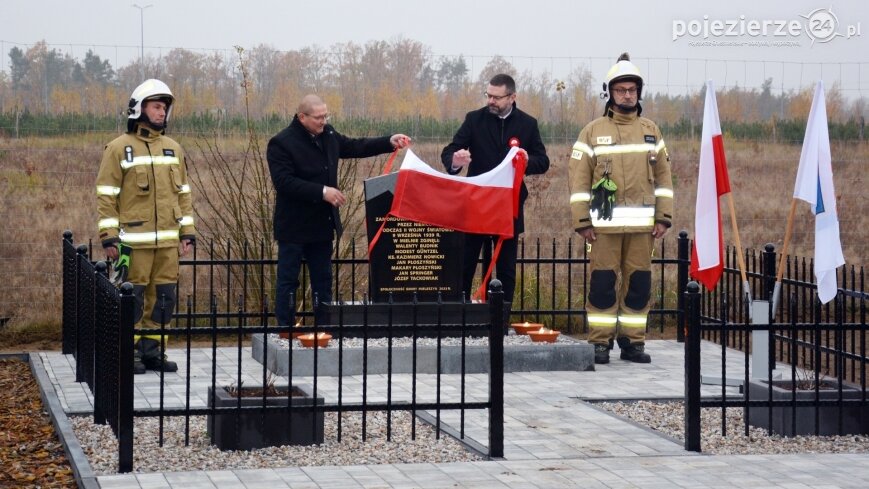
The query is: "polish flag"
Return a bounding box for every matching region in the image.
[389,147,520,238]
[691,80,732,291]
[369,147,525,300]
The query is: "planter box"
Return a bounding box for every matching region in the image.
[207,384,324,450]
[745,378,869,436]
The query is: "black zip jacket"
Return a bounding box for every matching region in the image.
[267,116,393,243]
[440,103,549,234]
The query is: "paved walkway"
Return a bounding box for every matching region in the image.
[35,340,869,488]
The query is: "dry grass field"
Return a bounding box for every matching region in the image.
[0,134,866,339]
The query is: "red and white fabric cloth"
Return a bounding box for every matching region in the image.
[690,80,732,291]
[369,147,527,300]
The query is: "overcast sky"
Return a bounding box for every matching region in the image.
[3,0,867,96]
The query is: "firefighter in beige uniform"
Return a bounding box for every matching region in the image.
[96,79,195,374]
[568,54,674,364]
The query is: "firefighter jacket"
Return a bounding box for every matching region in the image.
[568,109,673,234]
[96,123,195,249]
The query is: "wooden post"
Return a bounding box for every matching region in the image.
[725,193,751,302]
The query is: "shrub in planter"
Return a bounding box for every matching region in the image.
[745,377,869,436]
[207,383,324,450]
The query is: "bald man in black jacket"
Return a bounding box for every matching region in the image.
[268,94,410,327]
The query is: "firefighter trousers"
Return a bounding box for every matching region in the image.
[585,232,653,346]
[127,246,179,336]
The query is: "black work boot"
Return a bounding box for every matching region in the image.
[593,344,610,364]
[132,348,146,375]
[617,337,651,363]
[138,338,178,372]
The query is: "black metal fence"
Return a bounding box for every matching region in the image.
[64,230,868,464]
[97,231,686,334]
[62,232,506,472]
[62,235,136,452]
[684,265,868,451]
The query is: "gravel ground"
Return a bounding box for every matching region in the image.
[67,334,869,475]
[71,333,575,475]
[70,386,869,475]
[71,410,482,475]
[73,399,869,475]
[598,400,869,454]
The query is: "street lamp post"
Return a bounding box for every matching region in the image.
[555,80,566,141]
[131,3,153,79]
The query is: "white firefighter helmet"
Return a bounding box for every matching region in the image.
[601,53,644,114]
[126,79,174,132]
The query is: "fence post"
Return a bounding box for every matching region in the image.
[762,243,777,368]
[118,283,135,473]
[487,279,504,459]
[677,231,690,343]
[93,261,109,426]
[74,245,89,383]
[62,231,75,354]
[684,281,702,452]
[762,243,776,300]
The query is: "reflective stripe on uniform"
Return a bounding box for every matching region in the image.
[591,207,655,228]
[587,314,618,326]
[571,141,595,160]
[178,184,191,194]
[578,139,666,158]
[96,185,121,196]
[134,334,170,343]
[120,229,180,244]
[594,143,656,156]
[654,188,674,198]
[98,217,119,230]
[570,192,591,204]
[179,216,194,226]
[618,314,648,328]
[119,155,180,170]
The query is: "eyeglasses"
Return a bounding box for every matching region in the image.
[611,87,638,96]
[303,113,330,122]
[484,92,514,101]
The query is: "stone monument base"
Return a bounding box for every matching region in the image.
[314,301,498,337]
[251,333,595,376]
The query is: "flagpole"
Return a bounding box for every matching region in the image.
[771,199,798,316]
[725,193,751,303]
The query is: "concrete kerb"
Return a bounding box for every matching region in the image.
[581,397,690,448]
[414,409,493,460]
[28,352,100,489]
[251,333,595,376]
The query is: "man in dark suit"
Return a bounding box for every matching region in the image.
[267,94,410,326]
[440,74,550,305]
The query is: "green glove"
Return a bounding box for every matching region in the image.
[111,243,132,286]
[590,175,617,221]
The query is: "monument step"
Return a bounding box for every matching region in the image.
[251,333,595,376]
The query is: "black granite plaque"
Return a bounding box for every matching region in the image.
[363,172,465,302]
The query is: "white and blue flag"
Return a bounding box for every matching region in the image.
[792,81,845,304]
